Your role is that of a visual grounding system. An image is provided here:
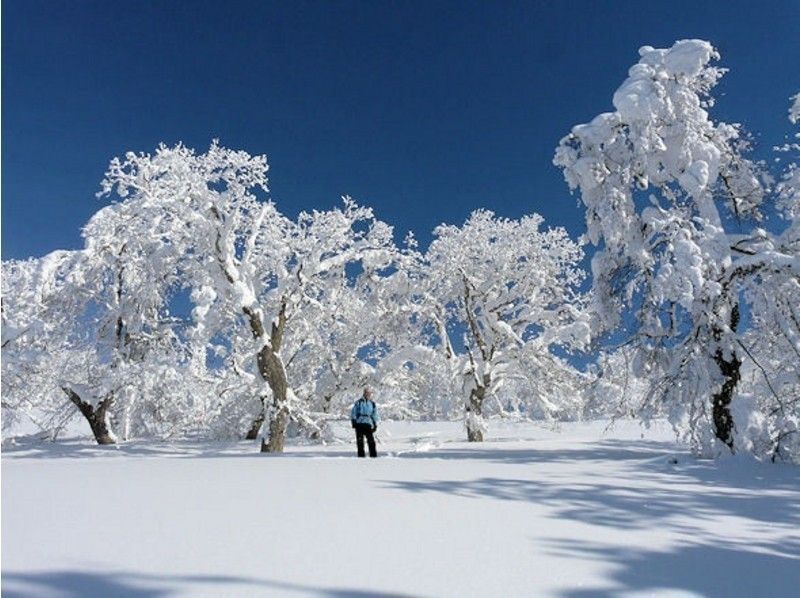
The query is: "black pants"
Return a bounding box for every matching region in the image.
[355,423,377,458]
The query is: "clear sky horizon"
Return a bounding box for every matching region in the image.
[3,0,799,260]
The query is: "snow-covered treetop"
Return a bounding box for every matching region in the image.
[421,209,590,390]
[426,209,587,348]
[556,39,762,235]
[98,140,269,201]
[553,39,769,330]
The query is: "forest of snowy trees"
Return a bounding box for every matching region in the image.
[3,40,799,462]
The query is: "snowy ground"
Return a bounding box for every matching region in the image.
[3,419,799,597]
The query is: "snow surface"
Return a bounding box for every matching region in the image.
[3,420,799,597]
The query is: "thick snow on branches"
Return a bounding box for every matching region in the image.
[555,40,799,461]
[2,143,590,449]
[91,144,407,451]
[413,210,590,440]
[3,41,798,462]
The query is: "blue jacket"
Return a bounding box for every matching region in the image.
[350,398,379,427]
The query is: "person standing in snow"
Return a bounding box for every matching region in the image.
[350,387,379,458]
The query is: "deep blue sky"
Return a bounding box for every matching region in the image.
[3,0,799,260]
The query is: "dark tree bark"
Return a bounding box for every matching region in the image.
[465,374,491,442]
[258,345,290,452]
[711,304,741,451]
[243,301,291,453]
[263,400,290,453]
[245,395,266,440]
[213,211,293,453]
[462,278,492,443]
[712,350,741,450]
[62,387,115,445]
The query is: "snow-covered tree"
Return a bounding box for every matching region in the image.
[376,345,459,421]
[283,271,411,438]
[2,198,194,444]
[2,252,88,439]
[582,347,649,420]
[554,40,799,458]
[98,143,402,452]
[417,210,590,441]
[78,200,194,441]
[731,92,800,461]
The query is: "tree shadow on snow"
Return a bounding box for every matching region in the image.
[1,570,420,598]
[0,436,267,460]
[546,541,800,597]
[385,452,800,529]
[1,433,367,461]
[384,441,800,597]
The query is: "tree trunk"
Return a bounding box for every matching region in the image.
[242,301,291,453]
[462,278,492,443]
[466,385,486,442]
[257,345,290,453]
[62,387,115,445]
[711,304,741,451]
[245,395,267,440]
[245,415,264,441]
[263,399,290,453]
[712,348,741,450]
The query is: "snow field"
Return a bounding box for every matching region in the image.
[3,420,799,597]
